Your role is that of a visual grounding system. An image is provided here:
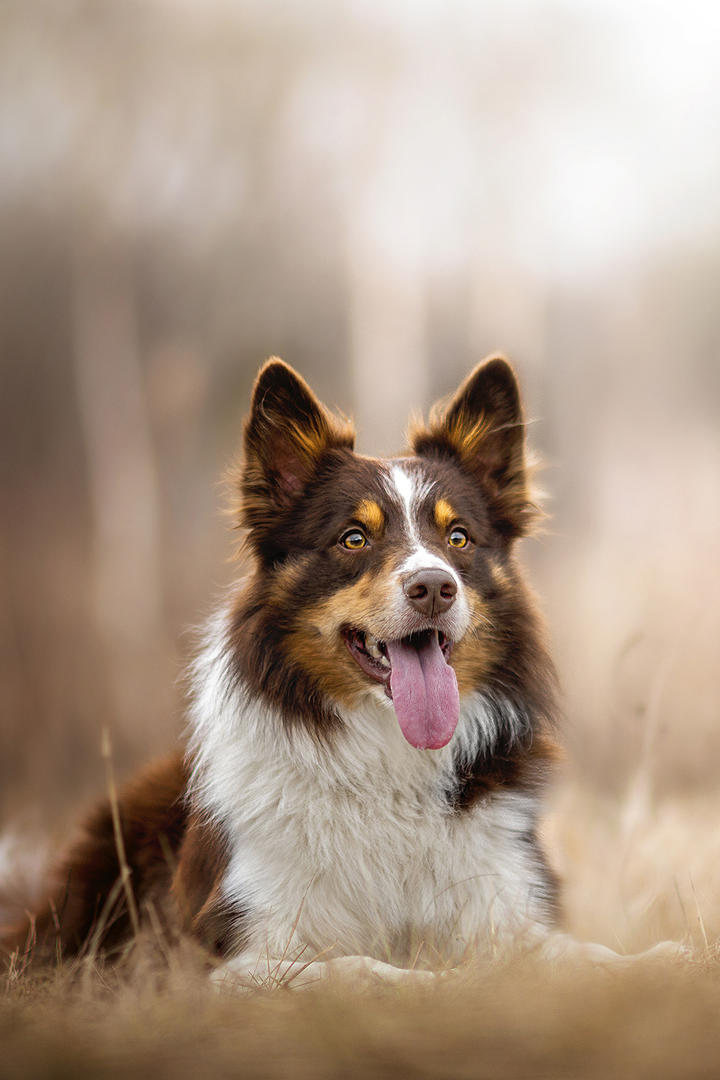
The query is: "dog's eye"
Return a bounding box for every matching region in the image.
[448,528,469,549]
[340,529,367,550]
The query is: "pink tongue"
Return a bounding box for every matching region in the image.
[385,633,460,750]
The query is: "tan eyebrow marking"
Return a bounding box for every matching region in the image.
[355,498,385,536]
[434,498,457,531]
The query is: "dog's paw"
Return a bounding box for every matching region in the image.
[538,931,693,967]
[210,953,437,992]
[636,940,693,963]
[313,955,436,989]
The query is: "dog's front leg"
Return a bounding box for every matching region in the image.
[212,950,436,992]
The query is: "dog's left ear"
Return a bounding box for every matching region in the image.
[410,357,537,538]
[238,358,355,548]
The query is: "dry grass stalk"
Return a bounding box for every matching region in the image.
[101,728,140,942]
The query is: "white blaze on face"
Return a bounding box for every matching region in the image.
[388,463,461,581]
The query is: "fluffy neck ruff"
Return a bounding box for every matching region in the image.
[186,606,558,821]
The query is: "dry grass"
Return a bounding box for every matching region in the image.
[3,777,720,1079]
[3,942,720,1079]
[546,782,720,953]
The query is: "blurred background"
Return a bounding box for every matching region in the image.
[1,0,719,943]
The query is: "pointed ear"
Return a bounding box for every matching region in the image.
[238,358,355,541]
[410,356,538,538]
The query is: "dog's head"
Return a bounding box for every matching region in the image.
[231,357,541,749]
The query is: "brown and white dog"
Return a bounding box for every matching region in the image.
[0,358,679,983]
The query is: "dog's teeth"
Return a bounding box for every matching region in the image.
[377,654,390,669]
[365,633,382,659]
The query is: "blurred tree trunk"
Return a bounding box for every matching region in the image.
[345,71,430,456]
[71,243,168,736]
[347,247,427,456]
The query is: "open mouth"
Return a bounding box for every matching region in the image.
[343,628,452,689]
[342,628,459,750]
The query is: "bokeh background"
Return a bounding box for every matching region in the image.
[2,0,719,947]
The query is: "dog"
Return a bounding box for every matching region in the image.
[1,357,681,984]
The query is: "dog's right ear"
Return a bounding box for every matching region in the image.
[237,359,355,545]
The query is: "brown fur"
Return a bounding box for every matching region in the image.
[409,356,541,539]
[236,358,355,565]
[172,817,232,956]
[3,754,189,963]
[228,358,558,767]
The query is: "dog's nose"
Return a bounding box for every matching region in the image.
[403,568,457,617]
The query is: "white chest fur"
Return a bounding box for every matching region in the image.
[188,630,554,968]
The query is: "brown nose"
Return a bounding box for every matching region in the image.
[403,568,457,617]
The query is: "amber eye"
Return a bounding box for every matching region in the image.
[340,529,368,550]
[448,527,469,549]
